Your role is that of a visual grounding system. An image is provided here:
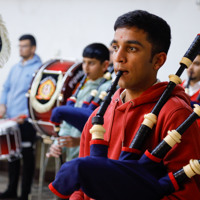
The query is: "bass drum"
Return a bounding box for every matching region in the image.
[27,59,84,136]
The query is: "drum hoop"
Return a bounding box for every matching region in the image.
[28,118,55,127]
[27,116,46,135]
[56,61,82,106]
[0,119,21,160]
[0,120,18,135]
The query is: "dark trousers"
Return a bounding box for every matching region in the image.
[7,121,36,199]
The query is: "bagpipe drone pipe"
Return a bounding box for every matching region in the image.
[50,66,114,132]
[49,34,200,199]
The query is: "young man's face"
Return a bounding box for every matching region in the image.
[112,27,159,95]
[187,55,200,83]
[82,57,107,81]
[19,39,35,60]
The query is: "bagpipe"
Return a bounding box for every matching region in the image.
[49,34,200,200]
[0,14,10,68]
[50,66,114,132]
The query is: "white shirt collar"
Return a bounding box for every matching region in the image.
[184,80,200,96]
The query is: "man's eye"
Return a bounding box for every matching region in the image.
[112,45,118,51]
[129,47,136,51]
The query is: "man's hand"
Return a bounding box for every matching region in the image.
[15,114,28,124]
[0,104,6,118]
[46,144,62,158]
[58,136,80,148]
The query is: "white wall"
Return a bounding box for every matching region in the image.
[0,0,200,94]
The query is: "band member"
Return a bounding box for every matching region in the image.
[46,43,111,161]
[69,10,200,200]
[0,34,42,200]
[181,52,200,127]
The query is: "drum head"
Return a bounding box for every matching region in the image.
[28,59,84,136]
[0,119,21,160]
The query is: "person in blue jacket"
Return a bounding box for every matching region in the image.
[0,34,42,200]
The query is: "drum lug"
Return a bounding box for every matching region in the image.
[58,93,64,102]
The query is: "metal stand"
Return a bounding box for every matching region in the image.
[37,135,60,200]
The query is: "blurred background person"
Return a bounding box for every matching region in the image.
[181,51,200,127]
[0,34,42,200]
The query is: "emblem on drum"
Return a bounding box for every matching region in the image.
[36,76,56,100]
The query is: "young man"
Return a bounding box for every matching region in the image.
[46,43,111,161]
[182,52,200,127]
[0,34,42,200]
[70,10,200,199]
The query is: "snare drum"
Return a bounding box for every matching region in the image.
[27,59,84,136]
[0,120,21,160]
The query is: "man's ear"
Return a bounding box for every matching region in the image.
[102,60,109,73]
[152,52,167,71]
[31,45,36,55]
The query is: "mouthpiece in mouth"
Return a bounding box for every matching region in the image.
[121,70,128,75]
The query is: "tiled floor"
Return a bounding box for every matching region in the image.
[0,170,57,200]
